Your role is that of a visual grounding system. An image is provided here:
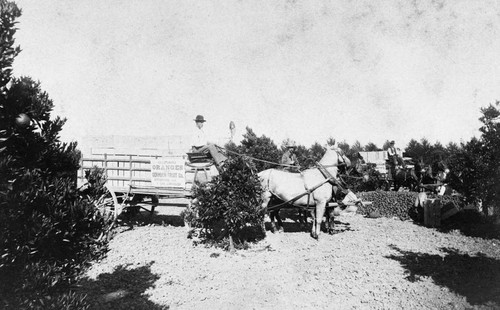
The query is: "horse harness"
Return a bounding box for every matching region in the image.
[266,162,346,211]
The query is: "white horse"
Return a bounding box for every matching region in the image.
[258,146,350,239]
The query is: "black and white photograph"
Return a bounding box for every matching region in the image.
[1,1,499,309]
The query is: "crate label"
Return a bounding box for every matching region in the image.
[150,157,185,188]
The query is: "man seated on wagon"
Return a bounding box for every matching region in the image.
[386,140,406,179]
[190,115,227,168]
[280,142,299,172]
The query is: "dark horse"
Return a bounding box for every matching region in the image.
[393,165,419,191]
[346,153,388,191]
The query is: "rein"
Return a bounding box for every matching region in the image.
[220,146,298,169]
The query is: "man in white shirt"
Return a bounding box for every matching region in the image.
[387,141,397,165]
[191,115,227,168]
[386,140,406,179]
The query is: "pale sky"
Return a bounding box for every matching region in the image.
[12,0,500,149]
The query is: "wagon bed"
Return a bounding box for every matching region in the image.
[78,151,217,217]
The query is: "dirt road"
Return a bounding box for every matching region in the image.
[81,210,500,310]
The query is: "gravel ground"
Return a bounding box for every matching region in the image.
[80,208,500,310]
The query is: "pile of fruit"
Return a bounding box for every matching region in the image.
[356,191,466,221]
[356,191,419,220]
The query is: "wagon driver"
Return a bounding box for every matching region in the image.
[280,142,299,172]
[386,140,405,177]
[191,115,227,168]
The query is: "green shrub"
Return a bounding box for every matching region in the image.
[79,166,108,199]
[0,171,111,266]
[0,4,111,306]
[236,127,280,171]
[190,156,265,250]
[0,172,111,308]
[447,103,500,215]
[0,261,91,310]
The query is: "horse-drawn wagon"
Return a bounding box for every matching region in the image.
[78,145,373,239]
[77,149,218,219]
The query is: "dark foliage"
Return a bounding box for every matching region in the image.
[190,155,265,247]
[444,102,500,214]
[0,0,21,90]
[236,127,280,171]
[0,2,111,308]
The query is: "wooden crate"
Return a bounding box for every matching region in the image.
[424,199,441,228]
[441,200,460,220]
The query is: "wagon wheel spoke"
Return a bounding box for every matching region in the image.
[93,186,121,219]
[94,190,114,210]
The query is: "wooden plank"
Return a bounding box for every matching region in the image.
[80,165,151,172]
[106,176,152,182]
[83,157,152,164]
[424,199,441,227]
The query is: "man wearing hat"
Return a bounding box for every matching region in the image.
[387,141,397,166]
[386,140,405,180]
[387,140,398,181]
[280,142,299,172]
[191,115,227,168]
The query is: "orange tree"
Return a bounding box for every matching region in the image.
[447,102,500,215]
[191,155,265,251]
[0,2,110,308]
[234,127,280,171]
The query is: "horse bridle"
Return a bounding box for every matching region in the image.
[337,150,348,167]
[320,150,348,169]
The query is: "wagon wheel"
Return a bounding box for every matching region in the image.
[93,184,124,220]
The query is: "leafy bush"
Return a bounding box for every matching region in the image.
[0,171,111,308]
[0,3,111,307]
[235,127,280,171]
[190,155,265,250]
[443,102,500,215]
[0,261,89,310]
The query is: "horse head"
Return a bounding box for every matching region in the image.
[319,146,351,169]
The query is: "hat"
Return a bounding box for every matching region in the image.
[194,115,206,122]
[285,141,296,148]
[390,140,395,144]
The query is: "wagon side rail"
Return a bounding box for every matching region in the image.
[78,153,213,218]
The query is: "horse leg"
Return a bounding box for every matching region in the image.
[311,201,326,240]
[261,191,272,235]
[299,209,308,231]
[269,210,278,233]
[270,209,284,233]
[277,211,284,233]
[325,207,335,234]
[309,207,317,238]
